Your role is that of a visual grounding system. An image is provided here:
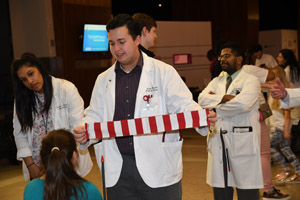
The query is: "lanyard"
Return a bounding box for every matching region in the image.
[41,111,48,134]
[36,95,48,134]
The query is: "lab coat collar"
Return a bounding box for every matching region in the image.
[226,70,246,94]
[106,52,154,117]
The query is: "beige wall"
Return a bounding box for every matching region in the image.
[9,0,56,58]
[259,29,298,60]
[151,21,212,90]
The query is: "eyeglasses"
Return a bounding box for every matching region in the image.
[218,54,232,61]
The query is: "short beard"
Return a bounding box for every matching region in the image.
[222,61,237,75]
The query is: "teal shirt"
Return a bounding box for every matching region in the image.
[227,69,241,81]
[24,178,103,200]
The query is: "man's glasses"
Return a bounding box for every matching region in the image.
[218,54,232,61]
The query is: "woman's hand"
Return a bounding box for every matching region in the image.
[24,156,42,179]
[28,164,42,179]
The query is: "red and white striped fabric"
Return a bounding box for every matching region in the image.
[85,109,210,139]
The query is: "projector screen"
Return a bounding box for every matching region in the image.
[82,24,109,52]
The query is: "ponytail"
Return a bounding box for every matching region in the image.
[40,130,87,200]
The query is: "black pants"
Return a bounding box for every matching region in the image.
[213,132,259,200]
[107,154,182,200]
[213,187,259,200]
[291,121,300,154]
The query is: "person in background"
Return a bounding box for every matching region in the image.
[244,49,256,65]
[207,49,217,77]
[250,44,278,69]
[199,42,263,200]
[278,49,300,88]
[262,76,300,166]
[267,66,300,184]
[243,52,290,200]
[277,49,300,154]
[132,12,157,58]
[24,129,102,200]
[74,14,217,200]
[11,55,92,181]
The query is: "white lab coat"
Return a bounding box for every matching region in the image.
[81,52,207,188]
[198,70,263,189]
[281,88,300,109]
[13,77,92,181]
[255,54,278,69]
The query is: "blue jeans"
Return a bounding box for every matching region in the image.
[270,128,300,173]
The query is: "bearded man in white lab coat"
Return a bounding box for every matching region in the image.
[198,42,263,200]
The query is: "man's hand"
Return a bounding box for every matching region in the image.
[207,110,217,126]
[220,95,235,104]
[73,125,88,144]
[261,78,287,99]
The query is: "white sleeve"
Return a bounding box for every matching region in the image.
[242,65,268,83]
[281,88,300,108]
[12,103,32,160]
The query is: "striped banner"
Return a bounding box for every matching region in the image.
[85,109,210,139]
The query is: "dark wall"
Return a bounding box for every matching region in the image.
[111,0,259,52]
[173,0,299,57]
[52,1,112,107]
[111,0,299,58]
[171,0,259,52]
[0,0,14,113]
[259,0,298,30]
[111,0,172,20]
[3,0,300,109]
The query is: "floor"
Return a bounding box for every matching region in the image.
[0,129,299,200]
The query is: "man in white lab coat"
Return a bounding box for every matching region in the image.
[73,14,217,200]
[198,42,263,200]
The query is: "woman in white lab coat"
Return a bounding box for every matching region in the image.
[11,55,92,181]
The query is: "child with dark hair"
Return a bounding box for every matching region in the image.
[24,129,102,200]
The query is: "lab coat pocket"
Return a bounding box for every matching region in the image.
[162,140,183,176]
[141,107,156,118]
[232,132,256,157]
